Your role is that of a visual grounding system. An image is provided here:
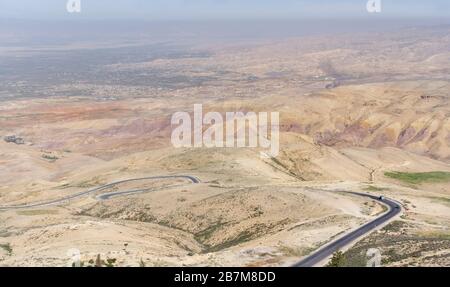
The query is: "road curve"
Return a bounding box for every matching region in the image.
[1,175,401,268]
[293,191,402,267]
[0,175,200,211]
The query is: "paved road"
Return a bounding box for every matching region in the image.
[0,175,401,268]
[0,175,200,211]
[293,191,402,267]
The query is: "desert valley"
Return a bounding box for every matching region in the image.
[0,20,449,267]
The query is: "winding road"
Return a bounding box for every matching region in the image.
[0,175,401,267]
[293,191,402,267]
[0,175,200,211]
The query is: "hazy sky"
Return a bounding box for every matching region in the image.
[1,0,450,20]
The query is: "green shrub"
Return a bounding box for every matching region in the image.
[384,171,450,184]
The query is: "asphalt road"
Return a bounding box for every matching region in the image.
[0,175,401,268]
[292,191,402,267]
[0,175,200,211]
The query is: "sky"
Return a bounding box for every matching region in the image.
[0,0,450,20]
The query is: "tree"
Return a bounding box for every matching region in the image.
[327,251,346,267]
[95,254,103,267]
[139,258,146,267]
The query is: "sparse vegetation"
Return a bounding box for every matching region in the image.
[0,243,13,256]
[17,209,58,216]
[384,171,450,184]
[1,23,450,268]
[41,154,59,162]
[177,197,187,202]
[381,221,408,233]
[343,221,450,267]
[139,258,146,267]
[326,251,346,267]
[78,254,117,267]
[74,177,102,188]
[428,197,450,206]
[105,258,117,267]
[278,245,315,257]
[151,259,170,267]
[364,185,388,192]
[418,231,450,240]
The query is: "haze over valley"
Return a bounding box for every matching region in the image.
[0,17,449,267]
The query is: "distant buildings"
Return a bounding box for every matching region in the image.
[3,135,25,145]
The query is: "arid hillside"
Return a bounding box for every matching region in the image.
[0,24,449,267]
